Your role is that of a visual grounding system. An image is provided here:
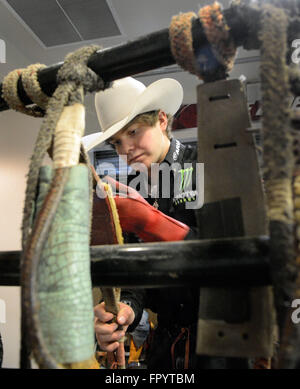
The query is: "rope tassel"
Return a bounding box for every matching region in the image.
[14,45,111,368]
[53,103,85,169]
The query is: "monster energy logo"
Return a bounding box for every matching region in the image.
[172,163,204,209]
[179,167,193,191]
[173,191,197,205]
[173,166,196,205]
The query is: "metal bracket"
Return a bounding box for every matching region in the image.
[196,78,267,238]
[196,79,276,358]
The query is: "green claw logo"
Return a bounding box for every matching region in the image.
[173,163,204,209]
[179,167,193,191]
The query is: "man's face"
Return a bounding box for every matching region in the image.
[109,111,170,172]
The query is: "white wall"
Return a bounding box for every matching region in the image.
[0,110,41,368]
[0,110,42,250]
[0,286,20,368]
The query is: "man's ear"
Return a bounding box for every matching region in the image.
[158,110,168,132]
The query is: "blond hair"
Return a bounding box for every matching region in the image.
[105,110,173,148]
[122,110,173,139]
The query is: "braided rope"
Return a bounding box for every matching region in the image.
[293,128,300,250]
[2,68,44,117]
[259,3,298,368]
[289,66,300,96]
[275,124,300,368]
[293,172,300,278]
[20,45,110,369]
[22,64,50,110]
[21,45,105,250]
[21,85,70,250]
[198,2,236,73]
[169,12,199,77]
[169,2,236,81]
[260,2,294,262]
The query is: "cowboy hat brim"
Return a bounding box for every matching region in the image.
[82,78,183,151]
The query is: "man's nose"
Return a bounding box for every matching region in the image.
[121,139,134,155]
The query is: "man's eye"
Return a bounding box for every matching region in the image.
[128,129,137,136]
[111,140,121,147]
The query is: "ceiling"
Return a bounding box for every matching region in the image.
[0,0,260,134]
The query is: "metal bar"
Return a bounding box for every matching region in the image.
[0,28,174,111]
[136,56,261,79]
[0,237,271,287]
[0,5,260,112]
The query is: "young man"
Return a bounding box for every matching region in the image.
[82,77,200,368]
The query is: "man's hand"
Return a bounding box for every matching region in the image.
[94,302,135,352]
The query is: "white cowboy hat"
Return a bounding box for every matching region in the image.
[82,77,183,151]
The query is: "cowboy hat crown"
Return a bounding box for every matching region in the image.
[82,76,183,151]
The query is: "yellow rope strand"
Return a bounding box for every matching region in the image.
[103,182,124,245]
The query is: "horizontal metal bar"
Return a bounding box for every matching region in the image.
[136,56,261,79]
[0,237,271,288]
[0,28,173,111]
[0,5,260,112]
